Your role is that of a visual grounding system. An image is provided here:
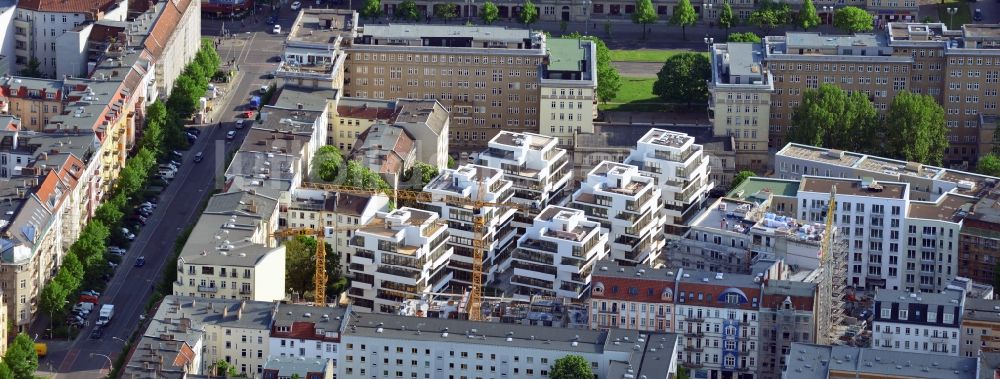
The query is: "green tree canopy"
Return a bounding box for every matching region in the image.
[312,145,344,182]
[0,362,13,379]
[730,170,757,191]
[978,154,1000,177]
[167,75,201,118]
[549,355,593,379]
[669,0,698,39]
[797,0,821,30]
[884,90,948,165]
[18,57,43,78]
[94,201,125,229]
[213,360,238,377]
[60,253,85,289]
[405,162,440,186]
[632,0,658,39]
[40,280,69,320]
[434,3,458,21]
[833,6,873,33]
[748,1,791,34]
[718,2,735,33]
[787,84,879,153]
[653,52,711,107]
[395,0,421,21]
[727,32,761,42]
[361,0,382,19]
[564,36,622,104]
[4,333,38,379]
[284,236,340,300]
[480,1,499,24]
[519,0,539,27]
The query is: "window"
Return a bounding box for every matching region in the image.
[899,310,908,320]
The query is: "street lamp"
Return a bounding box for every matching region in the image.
[946,7,957,28]
[91,353,113,374]
[704,36,714,52]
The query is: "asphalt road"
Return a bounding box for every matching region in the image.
[37,22,287,379]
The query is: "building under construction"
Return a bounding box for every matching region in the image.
[397,293,590,329]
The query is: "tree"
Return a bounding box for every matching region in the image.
[480,1,499,24]
[395,0,421,21]
[94,202,124,229]
[978,154,1000,177]
[549,355,593,379]
[405,162,440,186]
[434,3,458,22]
[833,6,873,33]
[18,57,43,78]
[212,360,238,378]
[718,2,735,34]
[730,170,757,191]
[748,1,791,34]
[60,253,85,289]
[669,0,698,40]
[797,0,821,30]
[565,35,621,104]
[361,0,382,19]
[0,362,12,379]
[727,32,761,42]
[312,146,344,182]
[285,236,319,299]
[519,0,539,28]
[632,0,658,39]
[788,84,878,153]
[167,75,200,119]
[4,333,38,379]
[884,91,948,165]
[653,52,711,107]
[40,281,69,323]
[447,155,457,169]
[141,101,167,156]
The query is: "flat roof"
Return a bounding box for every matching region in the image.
[273,86,336,111]
[726,43,763,77]
[908,193,975,223]
[785,343,978,379]
[963,298,1000,323]
[360,24,534,43]
[490,131,555,150]
[545,38,585,72]
[691,197,757,234]
[800,176,907,200]
[289,9,356,45]
[638,128,694,149]
[785,32,885,50]
[728,177,801,200]
[876,288,964,308]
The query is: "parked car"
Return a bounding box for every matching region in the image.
[241,110,255,119]
[107,246,126,255]
[130,215,147,226]
[135,256,146,268]
[79,290,101,297]
[140,201,156,209]
[185,127,201,136]
[260,84,269,94]
[194,152,205,163]
[974,8,983,21]
[121,228,135,241]
[291,1,301,10]
[235,119,245,129]
[171,150,183,158]
[170,160,182,167]
[267,15,278,25]
[90,327,103,339]
[108,261,118,269]
[273,24,282,34]
[227,131,237,140]
[79,295,99,304]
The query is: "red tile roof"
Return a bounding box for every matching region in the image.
[271,321,339,342]
[16,0,119,15]
[337,105,398,120]
[144,0,193,58]
[590,275,675,303]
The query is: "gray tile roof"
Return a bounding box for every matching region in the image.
[785,343,979,379]
[875,288,965,308]
[273,86,337,111]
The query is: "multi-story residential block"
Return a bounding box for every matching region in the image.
[344,24,545,150]
[739,24,1000,166]
[478,131,572,231]
[783,343,980,379]
[959,298,1000,357]
[336,309,680,379]
[13,0,128,77]
[331,98,396,152]
[173,191,286,302]
[958,186,1000,286]
[588,260,676,332]
[277,9,356,90]
[775,143,1000,292]
[269,303,347,360]
[140,0,201,97]
[571,161,665,265]
[390,99,450,169]
[122,296,274,377]
[422,164,516,292]
[348,207,452,314]
[351,123,418,188]
[539,38,597,147]
[872,288,964,356]
[262,356,335,379]
[624,128,713,236]
[758,280,821,379]
[509,205,606,299]
[285,189,389,277]
[708,42,773,171]
[256,90,331,163]
[0,76,63,130]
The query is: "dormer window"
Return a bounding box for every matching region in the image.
[592,282,605,295]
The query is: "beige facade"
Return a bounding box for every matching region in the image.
[539,38,598,148]
[343,24,545,151]
[331,98,396,153]
[708,42,773,172]
[0,76,64,131]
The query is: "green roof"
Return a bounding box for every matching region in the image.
[547,39,585,72]
[728,177,800,202]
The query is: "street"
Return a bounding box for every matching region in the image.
[35,19,287,379]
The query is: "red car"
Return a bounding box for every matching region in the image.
[79,295,99,304]
[241,110,255,119]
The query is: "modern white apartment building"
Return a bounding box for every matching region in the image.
[269,303,347,360]
[422,164,517,290]
[571,161,665,265]
[348,207,452,314]
[872,288,964,356]
[624,128,713,236]
[285,190,389,275]
[336,309,680,379]
[539,38,598,147]
[509,205,607,299]
[776,143,990,292]
[478,131,572,231]
[708,42,774,171]
[173,191,286,302]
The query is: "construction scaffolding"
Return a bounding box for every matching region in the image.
[815,186,850,346]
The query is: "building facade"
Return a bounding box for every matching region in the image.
[13,0,128,77]
[708,42,773,171]
[589,261,675,332]
[539,38,597,147]
[960,298,1000,358]
[269,303,346,361]
[509,205,606,299]
[872,288,964,356]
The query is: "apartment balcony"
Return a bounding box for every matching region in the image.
[376,266,421,283]
[684,331,705,338]
[681,362,703,369]
[239,288,252,294]
[685,345,704,352]
[197,285,218,293]
[685,316,704,322]
[353,280,373,290]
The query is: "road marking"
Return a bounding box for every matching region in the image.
[58,348,78,372]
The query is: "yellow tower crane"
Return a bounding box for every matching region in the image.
[820,185,837,262]
[297,182,528,321]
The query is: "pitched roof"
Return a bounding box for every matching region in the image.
[143,0,193,58]
[16,0,120,14]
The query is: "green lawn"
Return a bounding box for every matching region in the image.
[936,0,971,29]
[610,49,707,63]
[599,77,663,111]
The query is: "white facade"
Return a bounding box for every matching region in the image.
[13,0,128,77]
[625,128,713,236]
[510,206,607,299]
[54,24,90,79]
[872,289,964,356]
[0,4,16,75]
[348,207,453,314]
[571,161,666,265]
[422,164,517,289]
[149,0,202,97]
[268,303,343,361]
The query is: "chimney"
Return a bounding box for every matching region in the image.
[238,300,245,320]
[223,305,229,318]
